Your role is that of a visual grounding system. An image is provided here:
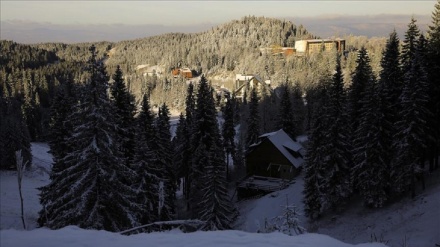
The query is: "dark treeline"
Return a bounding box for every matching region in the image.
[303,6,440,219]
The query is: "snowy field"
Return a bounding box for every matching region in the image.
[0,143,437,246]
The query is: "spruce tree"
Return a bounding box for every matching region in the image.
[320,56,352,210]
[427,0,440,170]
[222,93,236,180]
[132,94,159,225]
[348,47,375,133]
[401,17,421,75]
[190,75,237,229]
[137,94,156,143]
[376,30,403,168]
[352,75,391,207]
[47,78,76,174]
[303,82,329,218]
[277,83,296,139]
[181,83,196,201]
[245,88,260,147]
[110,65,136,167]
[173,112,187,183]
[391,35,431,198]
[291,82,305,136]
[38,45,143,231]
[155,103,176,221]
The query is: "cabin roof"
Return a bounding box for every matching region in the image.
[252,129,304,168]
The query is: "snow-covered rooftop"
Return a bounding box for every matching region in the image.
[256,129,304,168]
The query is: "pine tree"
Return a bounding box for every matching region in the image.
[132,94,159,225]
[222,93,236,180]
[200,144,237,230]
[173,112,187,184]
[47,78,77,174]
[179,83,196,202]
[391,35,431,198]
[38,45,143,232]
[154,103,176,221]
[350,31,403,207]
[401,17,421,75]
[110,65,136,167]
[348,47,375,133]
[277,83,296,139]
[190,75,237,229]
[245,88,260,147]
[320,56,352,210]
[266,199,305,236]
[427,0,440,170]
[352,75,391,207]
[303,83,328,219]
[137,94,156,143]
[376,30,403,169]
[291,82,305,136]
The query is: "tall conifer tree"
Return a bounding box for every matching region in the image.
[245,88,260,147]
[110,65,136,167]
[392,35,431,198]
[427,0,440,170]
[190,76,237,229]
[39,45,143,231]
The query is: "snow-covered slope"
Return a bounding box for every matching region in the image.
[237,170,440,247]
[0,143,52,230]
[0,142,390,247]
[0,226,388,247]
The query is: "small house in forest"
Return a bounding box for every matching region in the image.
[245,129,305,180]
[172,67,193,79]
[235,129,305,200]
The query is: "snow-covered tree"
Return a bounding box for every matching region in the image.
[245,88,260,147]
[352,75,390,207]
[426,0,440,171]
[303,81,329,218]
[391,34,431,198]
[277,83,296,139]
[348,47,375,132]
[39,45,143,232]
[190,75,237,229]
[222,93,236,180]
[320,56,352,210]
[110,65,136,167]
[48,78,77,174]
[154,103,176,221]
[132,93,159,225]
[401,17,421,75]
[265,198,306,236]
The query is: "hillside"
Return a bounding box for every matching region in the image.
[1,143,438,247]
[0,143,387,247]
[237,171,440,247]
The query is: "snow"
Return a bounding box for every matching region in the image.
[237,169,440,247]
[0,227,388,247]
[1,143,52,231]
[1,142,437,247]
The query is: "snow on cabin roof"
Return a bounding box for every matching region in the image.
[256,129,304,168]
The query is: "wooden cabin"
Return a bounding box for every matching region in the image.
[245,129,304,180]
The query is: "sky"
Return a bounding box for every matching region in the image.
[0,1,437,43]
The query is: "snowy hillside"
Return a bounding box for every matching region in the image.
[0,227,388,247]
[237,170,440,247]
[0,143,389,247]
